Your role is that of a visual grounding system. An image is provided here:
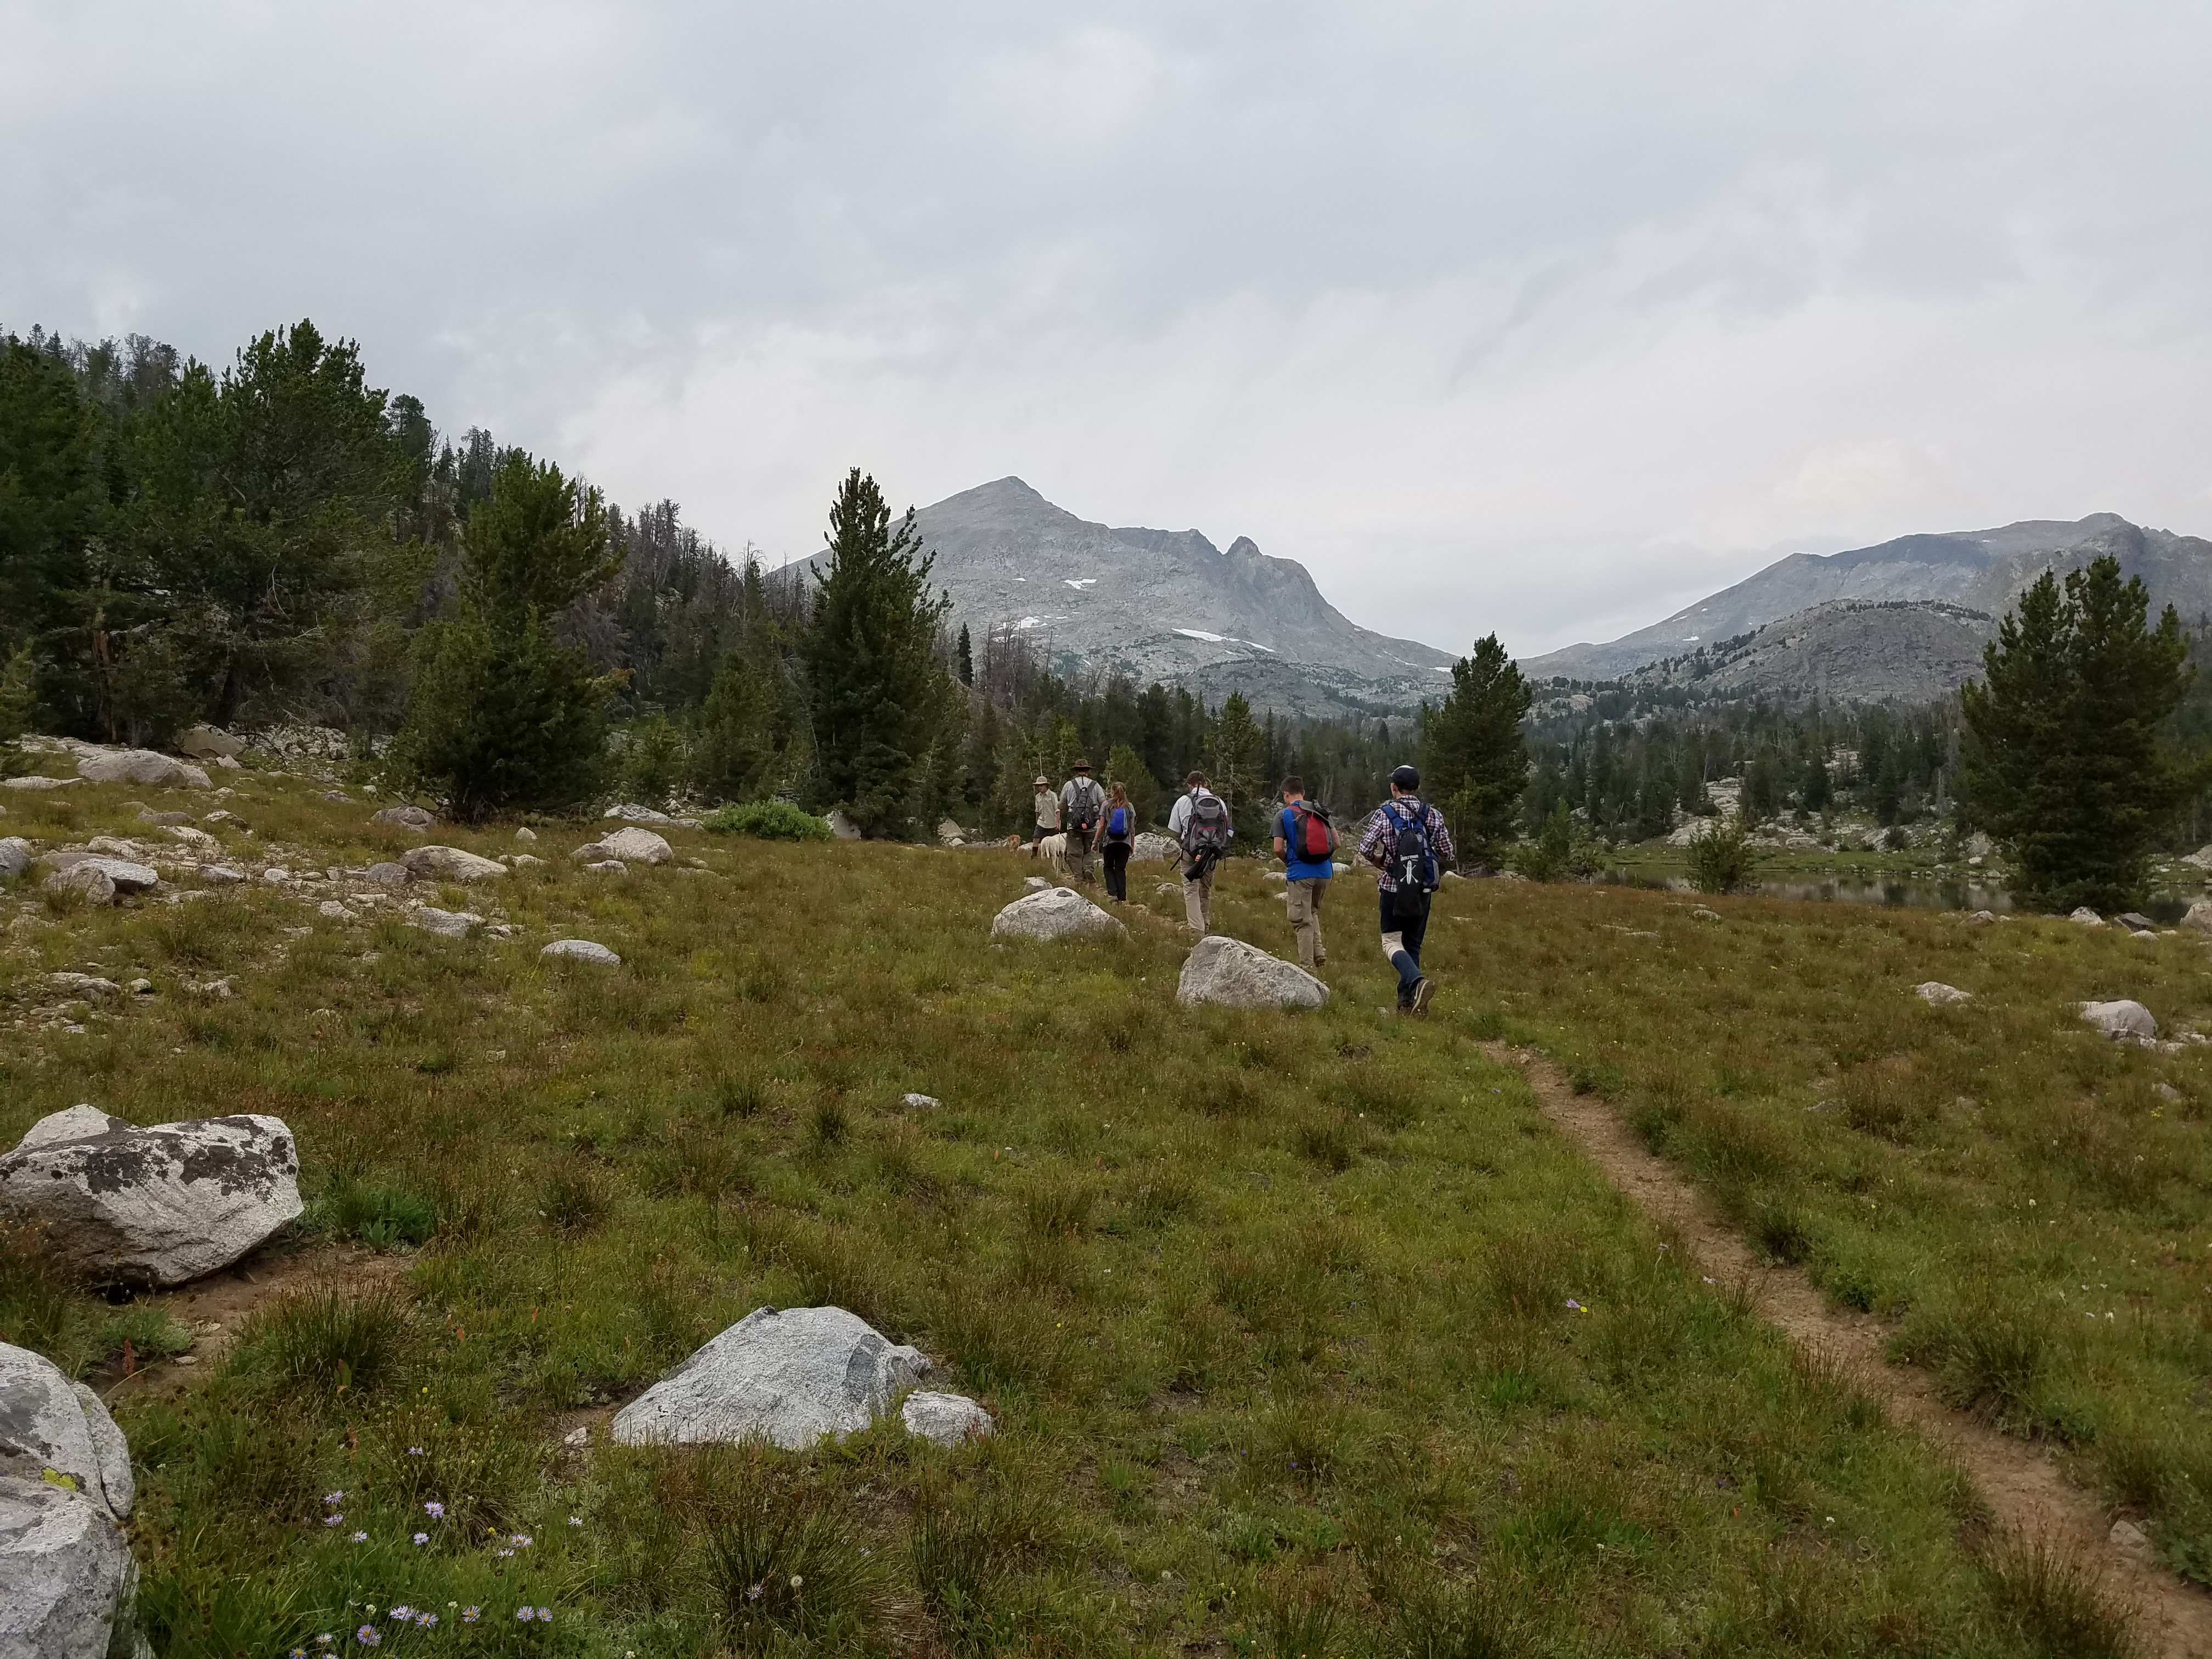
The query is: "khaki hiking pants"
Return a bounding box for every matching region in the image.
[1182,857,1216,935]
[1285,877,1326,970]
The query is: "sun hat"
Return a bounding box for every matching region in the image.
[1034,775,1049,786]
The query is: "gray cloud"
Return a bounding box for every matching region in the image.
[6,2,2209,657]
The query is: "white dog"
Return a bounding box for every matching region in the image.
[1031,832,1070,878]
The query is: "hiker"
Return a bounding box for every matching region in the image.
[1272,774,1335,972]
[1060,760,1106,883]
[1100,780,1136,901]
[1168,770,1234,935]
[1031,774,1059,849]
[1358,764,1453,1014]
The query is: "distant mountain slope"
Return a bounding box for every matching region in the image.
[838,477,1459,716]
[1620,601,1998,704]
[1523,514,2212,683]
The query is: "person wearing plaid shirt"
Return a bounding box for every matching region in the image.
[1358,764,1453,1014]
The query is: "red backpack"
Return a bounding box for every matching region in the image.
[1290,802,1338,861]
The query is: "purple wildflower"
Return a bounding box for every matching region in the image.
[424,1501,445,1520]
[349,1532,367,1543]
[460,1609,479,1625]
[324,1491,344,1505]
[413,1532,428,1545]
[534,1609,552,1623]
[323,1514,345,1527]
[415,1614,437,1628]
[356,1627,380,1648]
[747,1583,763,1601]
[388,1607,411,1622]
[516,1608,535,1623]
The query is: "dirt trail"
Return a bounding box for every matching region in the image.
[1485,1041,2212,1659]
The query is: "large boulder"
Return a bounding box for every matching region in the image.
[43,866,115,906]
[990,887,1127,943]
[0,1341,137,1659]
[599,827,673,866]
[825,810,862,842]
[74,748,210,790]
[0,838,30,879]
[611,1306,930,1450]
[2080,1000,2158,1041]
[43,854,158,895]
[370,805,436,832]
[172,724,243,759]
[1133,832,1179,862]
[399,845,507,882]
[2183,899,2212,935]
[0,1108,302,1286]
[1175,935,1329,1011]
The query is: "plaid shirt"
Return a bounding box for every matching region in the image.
[1358,798,1454,891]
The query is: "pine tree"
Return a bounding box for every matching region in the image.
[1961,555,2200,911]
[1420,634,1532,866]
[1208,692,1267,841]
[956,623,974,686]
[1801,751,1832,814]
[799,469,951,838]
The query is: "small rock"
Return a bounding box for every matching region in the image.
[136,809,192,826]
[510,854,546,869]
[2117,912,2158,933]
[1023,875,1049,890]
[371,804,437,831]
[165,824,221,853]
[1691,907,1722,922]
[1176,935,1329,1011]
[1966,909,1997,924]
[1915,981,1972,1006]
[2069,907,2104,927]
[408,907,483,939]
[173,723,243,759]
[901,1093,941,1110]
[128,979,153,995]
[2079,1000,2158,1041]
[598,827,673,865]
[611,1306,929,1449]
[75,747,211,789]
[514,826,538,843]
[0,836,31,879]
[0,774,78,791]
[44,864,116,905]
[364,861,410,886]
[400,844,509,883]
[562,1425,590,1449]
[0,1107,303,1285]
[603,803,674,823]
[583,860,627,876]
[2157,1082,2184,1103]
[2111,1518,2155,1560]
[541,939,620,966]
[317,901,351,921]
[261,867,291,883]
[901,1390,994,1447]
[1263,870,1287,882]
[48,973,123,1001]
[990,887,1127,943]
[200,864,246,885]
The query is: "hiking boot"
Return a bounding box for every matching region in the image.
[1410,978,1435,1017]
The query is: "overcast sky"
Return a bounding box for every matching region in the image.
[7,3,2210,657]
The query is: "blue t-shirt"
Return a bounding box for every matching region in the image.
[1278,805,1335,882]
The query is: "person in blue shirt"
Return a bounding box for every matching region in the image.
[1272,774,1335,972]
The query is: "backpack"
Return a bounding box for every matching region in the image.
[1066,781,1103,847]
[1289,802,1337,861]
[1105,804,1131,844]
[1181,792,1234,859]
[1385,798,1437,916]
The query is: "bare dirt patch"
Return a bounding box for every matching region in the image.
[1487,1040,2212,1659]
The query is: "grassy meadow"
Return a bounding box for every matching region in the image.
[0,768,2180,1657]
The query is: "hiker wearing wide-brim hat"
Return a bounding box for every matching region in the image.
[1060,761,1107,884]
[1032,775,1060,845]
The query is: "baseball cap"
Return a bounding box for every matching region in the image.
[1390,764,1421,791]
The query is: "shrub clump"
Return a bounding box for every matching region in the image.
[1685,816,1763,894]
[703,800,834,842]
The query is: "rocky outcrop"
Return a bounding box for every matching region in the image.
[1175,935,1328,1010]
[611,1306,930,1450]
[541,940,619,966]
[989,887,1127,943]
[0,1108,302,1286]
[74,748,211,790]
[0,1341,137,1659]
[900,1391,994,1447]
[399,845,506,882]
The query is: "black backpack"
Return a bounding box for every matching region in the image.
[1386,798,1437,916]
[1182,792,1234,859]
[1066,780,1103,847]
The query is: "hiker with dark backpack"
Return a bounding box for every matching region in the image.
[1059,760,1106,883]
[1168,770,1233,935]
[1100,780,1136,901]
[1272,775,1336,972]
[1357,764,1454,1014]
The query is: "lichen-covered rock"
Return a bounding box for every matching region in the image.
[541,940,619,966]
[74,748,211,790]
[1133,832,1179,862]
[900,1391,994,1447]
[0,1108,302,1286]
[598,827,672,865]
[0,1341,137,1659]
[399,845,507,882]
[1175,935,1328,1010]
[44,855,157,895]
[370,805,436,832]
[43,866,115,906]
[990,887,1127,943]
[611,1306,929,1449]
[2184,899,2212,935]
[2080,1000,2158,1041]
[364,862,410,886]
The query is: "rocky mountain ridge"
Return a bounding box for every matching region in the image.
[1619,600,1999,705]
[809,477,1459,716]
[1524,513,2212,690]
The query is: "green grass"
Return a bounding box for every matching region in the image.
[0,769,2157,1654]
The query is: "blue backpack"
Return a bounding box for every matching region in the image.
[1105,804,1131,843]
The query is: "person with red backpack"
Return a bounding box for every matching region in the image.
[1272,775,1336,972]
[1357,764,1454,1015]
